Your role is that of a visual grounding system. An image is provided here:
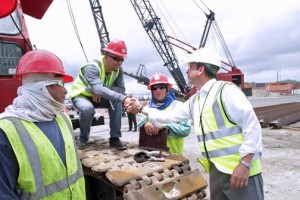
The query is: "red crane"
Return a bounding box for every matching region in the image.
[166,5,252,97]
[0,0,53,112]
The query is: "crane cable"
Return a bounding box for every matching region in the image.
[192,0,210,16]
[213,22,235,66]
[192,0,235,66]
[192,0,218,50]
[153,0,189,44]
[153,0,191,60]
[9,14,33,50]
[152,0,190,92]
[66,0,89,62]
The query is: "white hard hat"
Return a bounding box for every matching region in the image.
[186,48,221,74]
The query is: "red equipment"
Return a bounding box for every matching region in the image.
[15,49,73,83]
[0,0,18,18]
[102,39,128,58]
[0,0,53,112]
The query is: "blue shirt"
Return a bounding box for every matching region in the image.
[0,119,66,199]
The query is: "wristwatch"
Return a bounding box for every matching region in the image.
[240,160,252,169]
[138,105,144,113]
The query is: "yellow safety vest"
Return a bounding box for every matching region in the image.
[164,103,184,155]
[0,113,85,199]
[70,57,119,98]
[192,81,261,175]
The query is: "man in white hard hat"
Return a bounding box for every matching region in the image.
[129,48,264,200]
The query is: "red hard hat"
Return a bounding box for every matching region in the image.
[147,72,172,90]
[102,39,127,58]
[0,0,17,18]
[15,49,73,83]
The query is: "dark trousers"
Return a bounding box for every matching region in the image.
[73,95,122,143]
[127,112,137,131]
[210,163,264,200]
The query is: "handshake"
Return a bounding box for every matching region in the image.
[123,97,143,114]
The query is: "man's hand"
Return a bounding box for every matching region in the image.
[144,122,162,135]
[125,97,141,114]
[123,96,132,106]
[230,163,250,189]
[92,94,101,103]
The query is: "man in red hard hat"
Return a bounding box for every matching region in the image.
[70,39,132,150]
[0,49,85,199]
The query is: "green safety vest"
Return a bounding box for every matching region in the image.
[192,81,261,175]
[70,57,120,98]
[0,113,85,199]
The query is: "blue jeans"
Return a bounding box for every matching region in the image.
[72,95,122,143]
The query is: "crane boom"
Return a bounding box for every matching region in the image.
[88,0,110,53]
[129,0,190,95]
[199,11,215,48]
[87,0,187,98]
[123,64,150,85]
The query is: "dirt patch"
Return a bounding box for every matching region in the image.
[183,127,300,200]
[261,128,300,199]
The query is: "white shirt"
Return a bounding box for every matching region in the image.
[146,79,262,160]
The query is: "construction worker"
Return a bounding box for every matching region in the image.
[0,50,85,199]
[70,39,131,150]
[128,48,264,200]
[138,72,191,154]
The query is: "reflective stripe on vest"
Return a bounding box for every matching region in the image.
[70,57,119,98]
[193,81,261,175]
[0,113,85,199]
[197,100,242,158]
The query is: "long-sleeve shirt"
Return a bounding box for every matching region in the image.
[83,60,126,103]
[146,79,262,160]
[0,120,66,199]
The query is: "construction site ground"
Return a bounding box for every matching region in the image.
[75,95,300,200]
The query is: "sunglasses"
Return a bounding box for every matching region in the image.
[108,54,124,62]
[151,84,167,91]
[57,80,65,87]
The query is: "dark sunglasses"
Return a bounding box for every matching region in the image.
[108,54,124,62]
[151,84,167,91]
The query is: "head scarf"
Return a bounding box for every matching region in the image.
[148,91,176,110]
[0,74,65,122]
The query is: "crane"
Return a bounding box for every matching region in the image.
[129,0,190,97]
[88,0,250,97]
[89,0,188,98]
[88,1,151,90]
[88,0,151,94]
[166,2,252,96]
[88,0,110,53]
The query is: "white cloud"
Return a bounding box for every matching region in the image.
[25,0,300,94]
